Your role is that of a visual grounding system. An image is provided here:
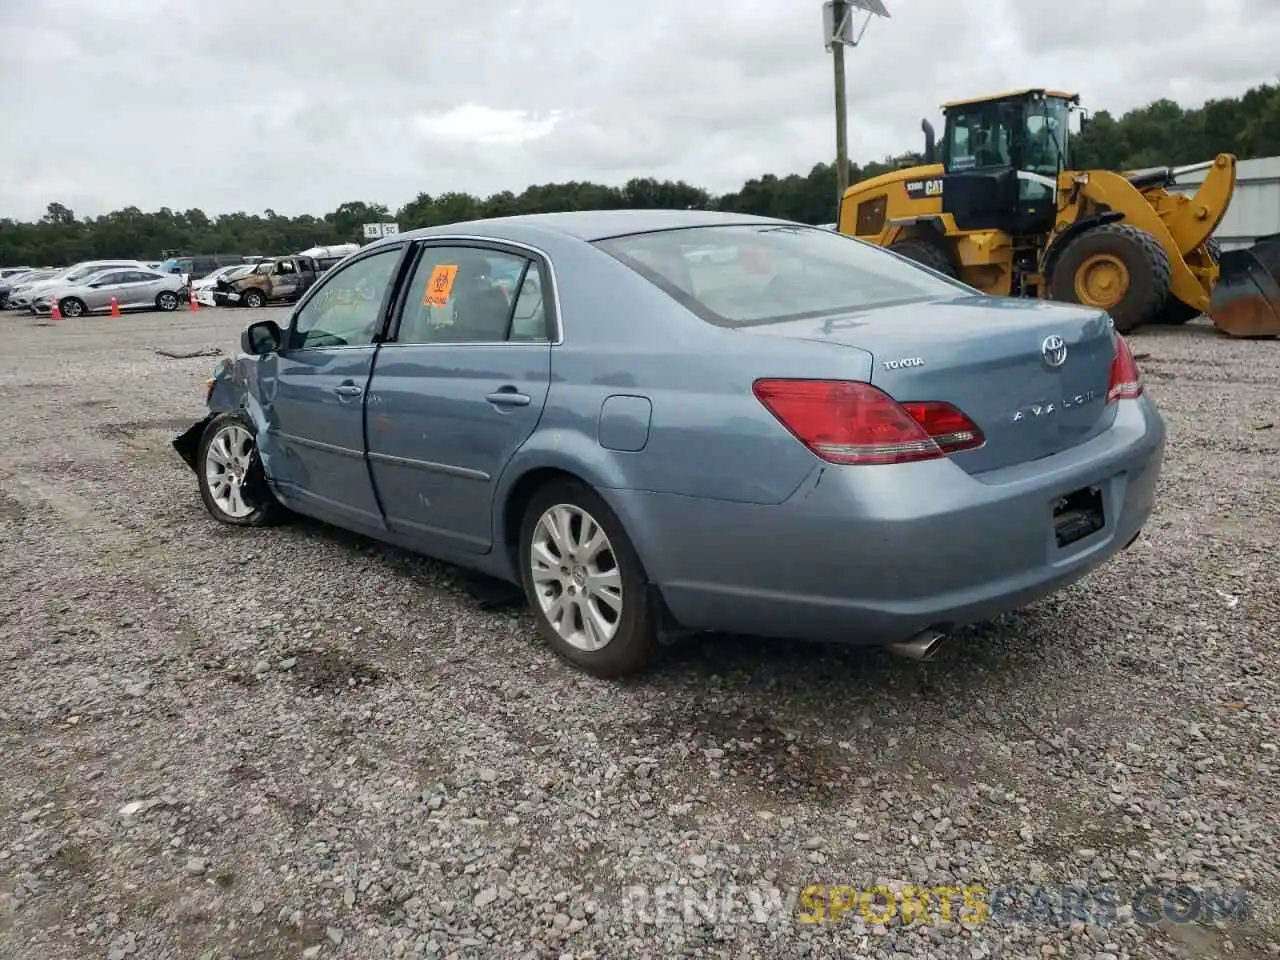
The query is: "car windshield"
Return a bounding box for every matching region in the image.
[595,224,966,327]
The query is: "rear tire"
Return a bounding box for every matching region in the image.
[518,480,659,678]
[196,411,286,527]
[1048,223,1171,333]
[889,237,957,278]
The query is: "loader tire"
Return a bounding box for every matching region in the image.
[1049,223,1171,334]
[1151,238,1221,325]
[889,238,957,279]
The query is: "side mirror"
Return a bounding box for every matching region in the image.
[241,319,283,356]
[1078,114,1091,135]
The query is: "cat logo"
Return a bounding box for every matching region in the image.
[905,178,945,198]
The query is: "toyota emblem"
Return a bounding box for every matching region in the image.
[1042,335,1068,368]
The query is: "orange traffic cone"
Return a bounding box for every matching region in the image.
[110,296,121,317]
[189,286,200,312]
[49,297,62,321]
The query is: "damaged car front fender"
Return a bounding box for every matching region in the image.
[171,353,266,474]
[172,412,215,472]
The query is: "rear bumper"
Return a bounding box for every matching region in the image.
[605,395,1166,646]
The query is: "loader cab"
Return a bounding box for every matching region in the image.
[936,89,1078,237]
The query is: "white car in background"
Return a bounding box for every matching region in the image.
[192,264,253,306]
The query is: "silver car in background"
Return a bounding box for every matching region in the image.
[8,260,148,309]
[33,268,189,317]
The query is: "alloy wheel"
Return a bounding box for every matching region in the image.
[529,503,623,651]
[204,423,257,519]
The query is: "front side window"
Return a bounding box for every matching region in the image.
[595,224,964,328]
[396,246,547,344]
[289,247,401,349]
[945,102,1015,173]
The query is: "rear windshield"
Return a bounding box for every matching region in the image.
[594,223,966,327]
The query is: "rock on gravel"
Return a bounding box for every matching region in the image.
[0,310,1277,959]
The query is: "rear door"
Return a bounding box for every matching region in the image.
[138,270,175,305]
[255,243,408,531]
[114,271,157,308]
[365,241,554,553]
[294,260,321,298]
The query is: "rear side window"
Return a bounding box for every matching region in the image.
[594,224,965,327]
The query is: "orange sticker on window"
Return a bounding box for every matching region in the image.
[424,264,458,307]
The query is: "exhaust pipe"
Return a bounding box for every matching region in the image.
[885,628,948,662]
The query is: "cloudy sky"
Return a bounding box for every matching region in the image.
[2,0,1278,222]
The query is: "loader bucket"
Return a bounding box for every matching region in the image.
[1208,233,1280,337]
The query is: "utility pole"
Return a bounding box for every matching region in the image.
[823,0,890,219]
[832,0,849,206]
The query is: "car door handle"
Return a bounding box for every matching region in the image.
[334,384,363,397]
[486,389,530,407]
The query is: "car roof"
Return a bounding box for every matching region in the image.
[388,209,802,246]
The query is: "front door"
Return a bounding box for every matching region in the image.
[81,270,132,312]
[115,271,160,309]
[255,243,407,532]
[365,242,553,553]
[267,259,306,302]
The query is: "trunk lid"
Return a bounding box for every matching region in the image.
[735,295,1118,474]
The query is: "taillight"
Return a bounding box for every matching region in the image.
[1107,333,1143,402]
[752,378,984,466]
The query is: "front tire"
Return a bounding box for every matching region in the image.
[196,411,285,527]
[1048,223,1172,333]
[242,289,265,309]
[156,291,180,312]
[60,297,86,318]
[518,480,659,678]
[1150,237,1221,325]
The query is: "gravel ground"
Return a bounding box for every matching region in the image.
[0,305,1277,960]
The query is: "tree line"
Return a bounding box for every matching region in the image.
[3,82,1277,267]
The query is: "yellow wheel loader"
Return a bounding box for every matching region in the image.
[837,88,1280,336]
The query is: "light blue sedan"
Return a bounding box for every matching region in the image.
[173,210,1166,677]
